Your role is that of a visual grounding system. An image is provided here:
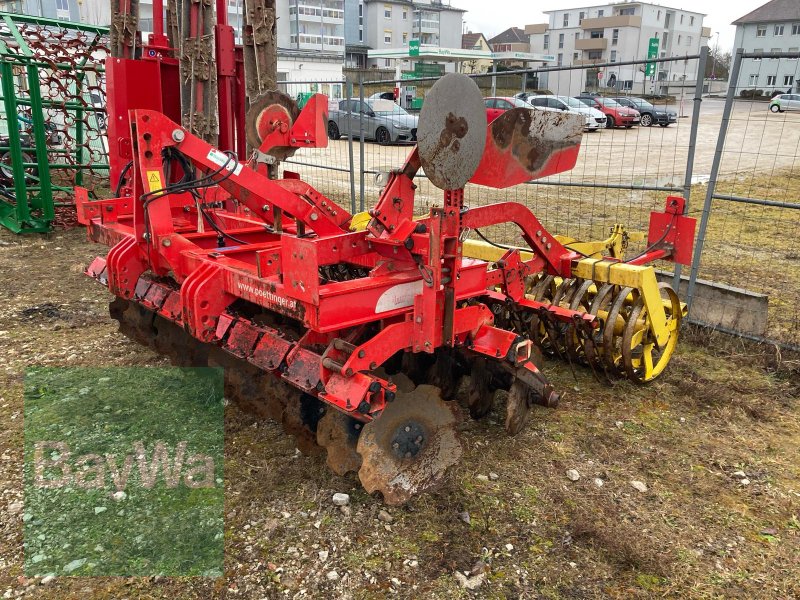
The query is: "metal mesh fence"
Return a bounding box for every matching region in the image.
[688,50,800,347]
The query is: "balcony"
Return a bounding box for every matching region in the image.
[575,37,608,50]
[574,58,603,66]
[580,15,641,29]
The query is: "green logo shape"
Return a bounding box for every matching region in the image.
[24,367,224,577]
[646,37,659,76]
[409,39,420,57]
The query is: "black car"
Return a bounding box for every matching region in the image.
[612,97,676,127]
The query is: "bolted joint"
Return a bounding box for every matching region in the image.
[171,128,186,143]
[357,400,371,414]
[368,381,381,394]
[404,237,414,250]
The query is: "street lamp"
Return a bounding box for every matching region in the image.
[710,31,720,80]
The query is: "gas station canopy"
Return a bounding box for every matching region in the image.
[368,45,556,64]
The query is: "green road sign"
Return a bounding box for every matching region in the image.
[413,62,444,77]
[409,39,420,57]
[645,37,659,77]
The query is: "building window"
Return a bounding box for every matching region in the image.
[563,13,569,27]
[690,16,694,25]
[579,11,584,23]
[749,74,758,85]
[680,14,684,24]
[402,9,407,19]
[590,30,603,39]
[609,28,618,46]
[385,58,391,67]
[662,32,668,48]
[610,50,617,62]
[757,25,766,37]
[753,48,763,60]
[771,47,781,58]
[677,34,681,45]
[588,50,602,60]
[767,75,777,85]
[687,35,692,46]
[384,5,391,18]
[597,9,604,17]
[557,53,563,65]
[619,7,634,16]
[543,34,549,50]
[775,25,784,36]
[573,52,579,60]
[384,31,391,44]
[785,75,794,85]
[359,30,362,42]
[55,0,69,11]
[402,32,407,43]
[790,47,799,59]
[793,24,800,35]
[575,32,580,41]
[558,33,564,49]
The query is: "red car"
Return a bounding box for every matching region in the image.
[484,96,532,123]
[575,95,640,128]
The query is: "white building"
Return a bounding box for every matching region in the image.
[527,1,709,97]
[362,0,465,69]
[732,0,800,94]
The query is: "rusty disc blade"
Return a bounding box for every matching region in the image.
[356,385,462,505]
[316,410,364,476]
[416,73,486,190]
[470,108,584,189]
[282,393,325,456]
[467,357,494,419]
[390,372,415,393]
[504,380,531,436]
[245,90,300,159]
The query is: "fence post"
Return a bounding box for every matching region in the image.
[345,78,356,214]
[0,61,29,228]
[685,47,744,312]
[672,45,708,290]
[358,72,365,212]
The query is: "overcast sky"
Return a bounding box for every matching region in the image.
[457,0,767,53]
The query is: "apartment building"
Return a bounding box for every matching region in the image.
[527,1,708,96]
[732,0,800,94]
[362,0,465,68]
[0,0,82,22]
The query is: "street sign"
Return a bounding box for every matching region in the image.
[413,62,444,77]
[645,37,658,77]
[409,39,420,57]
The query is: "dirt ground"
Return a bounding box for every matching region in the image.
[1,221,799,599]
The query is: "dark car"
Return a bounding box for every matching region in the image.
[612,97,676,127]
[574,95,640,128]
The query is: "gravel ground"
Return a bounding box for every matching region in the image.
[1,226,799,599]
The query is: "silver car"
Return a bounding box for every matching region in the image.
[328,99,418,144]
[769,93,800,112]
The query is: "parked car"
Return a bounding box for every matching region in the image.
[769,93,800,112]
[525,94,606,131]
[612,96,676,127]
[574,96,640,128]
[368,91,396,101]
[484,96,534,123]
[328,99,418,144]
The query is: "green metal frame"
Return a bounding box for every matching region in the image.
[0,11,109,233]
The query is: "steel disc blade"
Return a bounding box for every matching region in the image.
[416,73,486,190]
[356,385,462,505]
[282,393,325,456]
[316,410,363,476]
[471,109,584,189]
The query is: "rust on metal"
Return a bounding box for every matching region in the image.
[356,385,462,505]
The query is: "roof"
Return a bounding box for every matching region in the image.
[542,2,705,17]
[732,0,800,25]
[461,32,486,49]
[488,27,527,45]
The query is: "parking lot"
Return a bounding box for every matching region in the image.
[296,98,798,192]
